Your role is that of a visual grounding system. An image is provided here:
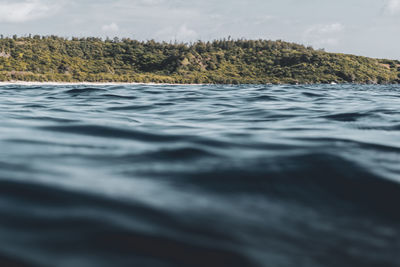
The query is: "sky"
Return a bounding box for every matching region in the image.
[0,0,399,59]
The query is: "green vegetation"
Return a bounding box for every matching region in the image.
[0,35,399,84]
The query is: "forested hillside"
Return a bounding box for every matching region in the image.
[0,35,399,84]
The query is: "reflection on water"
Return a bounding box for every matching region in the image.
[0,84,400,267]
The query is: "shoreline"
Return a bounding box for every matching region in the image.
[0,81,205,86]
[1,37,399,87]
[0,81,397,87]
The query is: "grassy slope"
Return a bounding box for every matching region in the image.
[0,36,399,84]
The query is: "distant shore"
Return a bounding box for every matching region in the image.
[1,37,399,85]
[0,81,204,86]
[0,81,397,87]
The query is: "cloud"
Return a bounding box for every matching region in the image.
[156,24,198,41]
[305,23,344,35]
[102,22,119,32]
[253,15,276,25]
[383,0,400,14]
[0,0,59,23]
[176,25,197,40]
[139,0,165,5]
[303,23,344,48]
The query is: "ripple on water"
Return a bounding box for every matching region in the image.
[1,84,400,267]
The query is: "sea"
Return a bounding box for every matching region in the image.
[0,83,399,267]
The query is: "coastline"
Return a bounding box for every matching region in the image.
[1,37,399,86]
[0,81,397,87]
[0,81,205,86]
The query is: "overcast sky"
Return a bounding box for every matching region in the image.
[0,0,399,59]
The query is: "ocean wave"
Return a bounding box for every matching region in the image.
[1,84,400,267]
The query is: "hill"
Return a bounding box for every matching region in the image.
[0,35,399,84]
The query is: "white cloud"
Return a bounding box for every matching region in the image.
[102,22,119,32]
[305,23,344,35]
[176,25,197,40]
[156,24,198,41]
[303,23,344,48]
[315,38,340,46]
[253,15,276,25]
[0,0,58,23]
[139,0,165,6]
[384,0,400,14]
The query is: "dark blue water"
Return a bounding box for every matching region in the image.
[1,84,400,267]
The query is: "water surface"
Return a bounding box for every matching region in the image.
[1,84,400,267]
